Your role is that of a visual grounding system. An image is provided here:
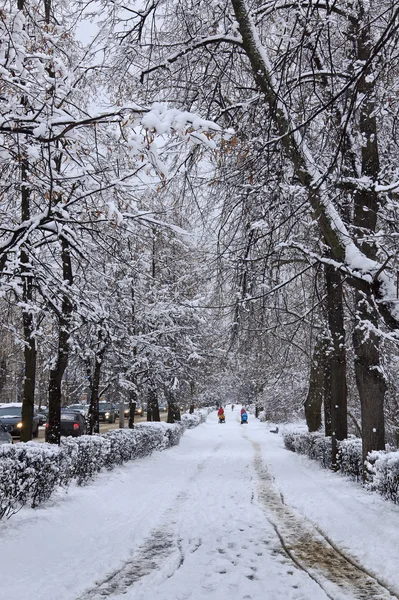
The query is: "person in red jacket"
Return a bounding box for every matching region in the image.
[218,406,225,417]
[240,407,246,416]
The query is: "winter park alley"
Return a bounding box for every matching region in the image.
[1,412,399,600]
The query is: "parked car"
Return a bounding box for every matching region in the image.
[0,424,13,444]
[98,402,116,423]
[66,403,89,417]
[37,412,47,426]
[0,403,39,437]
[46,410,87,439]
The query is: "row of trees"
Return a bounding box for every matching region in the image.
[120,0,399,462]
[3,0,399,464]
[0,0,224,441]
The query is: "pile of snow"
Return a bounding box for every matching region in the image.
[0,411,209,520]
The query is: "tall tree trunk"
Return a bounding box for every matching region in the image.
[189,381,195,414]
[304,336,326,432]
[0,357,6,397]
[128,284,137,430]
[47,238,73,444]
[128,386,137,429]
[353,301,386,464]
[352,4,386,463]
[147,381,160,422]
[87,331,107,434]
[324,359,332,437]
[325,263,348,464]
[20,160,36,442]
[167,382,181,424]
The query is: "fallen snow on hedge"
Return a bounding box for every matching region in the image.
[0,410,210,520]
[282,429,399,503]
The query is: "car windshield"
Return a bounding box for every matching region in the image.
[68,404,85,410]
[99,403,112,410]
[0,406,21,416]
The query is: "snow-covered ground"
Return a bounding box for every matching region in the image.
[1,411,399,600]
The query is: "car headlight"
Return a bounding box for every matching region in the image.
[138,408,142,414]
[105,412,110,417]
[16,422,23,429]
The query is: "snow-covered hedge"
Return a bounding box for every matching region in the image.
[337,438,363,481]
[180,409,208,429]
[365,451,399,503]
[283,430,399,503]
[0,413,207,520]
[283,431,363,476]
[283,431,332,469]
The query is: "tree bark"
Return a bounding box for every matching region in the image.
[324,360,332,437]
[353,299,386,464]
[351,4,386,463]
[304,336,326,432]
[151,386,160,422]
[20,160,36,442]
[47,238,73,444]
[325,263,348,463]
[189,381,195,414]
[167,387,181,424]
[87,330,107,434]
[128,387,137,429]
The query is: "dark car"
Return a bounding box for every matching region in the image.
[46,411,87,439]
[37,412,47,426]
[98,402,116,423]
[0,424,13,445]
[66,403,89,417]
[0,403,39,437]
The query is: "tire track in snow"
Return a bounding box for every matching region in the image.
[250,439,399,600]
[77,443,221,600]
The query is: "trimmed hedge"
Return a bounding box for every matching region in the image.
[0,410,210,520]
[365,451,399,503]
[180,411,207,429]
[282,430,399,503]
[283,431,332,469]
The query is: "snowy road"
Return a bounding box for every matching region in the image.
[1,413,399,600]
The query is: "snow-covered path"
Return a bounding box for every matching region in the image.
[1,413,399,600]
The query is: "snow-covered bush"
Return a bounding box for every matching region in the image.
[62,435,109,485]
[365,451,399,503]
[281,428,399,505]
[181,414,201,428]
[283,431,332,468]
[0,443,66,518]
[258,410,267,422]
[0,414,208,520]
[337,438,363,481]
